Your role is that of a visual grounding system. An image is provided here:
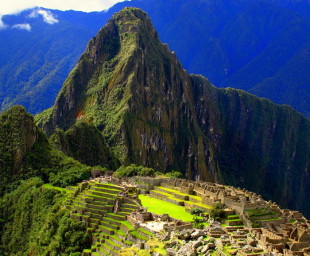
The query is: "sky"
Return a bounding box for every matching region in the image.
[0,0,129,15]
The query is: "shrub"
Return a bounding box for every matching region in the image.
[165,170,183,178]
[49,166,91,187]
[190,207,205,216]
[114,164,155,178]
[193,217,204,229]
[209,203,226,221]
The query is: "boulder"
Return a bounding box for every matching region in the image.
[193,240,202,249]
[166,248,177,256]
[191,230,205,239]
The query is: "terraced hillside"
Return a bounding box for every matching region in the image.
[150,185,212,212]
[2,175,308,256]
[67,181,153,256]
[144,184,245,229]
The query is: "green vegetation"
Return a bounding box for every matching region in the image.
[193,216,205,229]
[0,105,112,194]
[120,238,166,256]
[190,207,205,216]
[209,203,226,221]
[114,164,155,178]
[33,5,310,218]
[165,170,183,178]
[129,230,148,240]
[139,194,196,222]
[0,178,89,255]
[49,122,120,168]
[120,220,134,231]
[2,7,310,255]
[252,221,262,228]
[246,208,275,217]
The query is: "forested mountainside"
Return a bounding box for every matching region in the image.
[0,106,114,254]
[36,8,310,217]
[1,0,310,116]
[0,105,114,195]
[0,9,105,114]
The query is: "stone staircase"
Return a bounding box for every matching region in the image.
[70,182,140,256]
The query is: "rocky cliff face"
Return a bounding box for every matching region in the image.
[36,8,310,216]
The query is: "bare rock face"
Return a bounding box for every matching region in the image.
[36,8,310,217]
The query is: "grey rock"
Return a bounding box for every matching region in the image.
[193,240,202,249]
[201,245,210,254]
[191,230,204,239]
[166,248,177,256]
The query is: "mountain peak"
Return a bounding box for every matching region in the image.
[36,7,175,135]
[85,7,159,67]
[36,7,310,217]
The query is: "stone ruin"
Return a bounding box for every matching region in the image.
[158,177,310,256]
[127,208,192,232]
[77,175,310,256]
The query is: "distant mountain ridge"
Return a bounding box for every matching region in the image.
[36,8,310,218]
[0,8,105,114]
[1,0,310,117]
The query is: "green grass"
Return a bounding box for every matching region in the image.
[151,190,184,202]
[246,208,276,217]
[120,220,134,231]
[129,230,148,240]
[138,228,153,237]
[156,186,188,196]
[260,218,283,221]
[139,195,196,222]
[156,186,202,202]
[43,184,73,193]
[185,200,212,210]
[227,215,239,218]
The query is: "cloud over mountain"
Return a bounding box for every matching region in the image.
[29,9,59,24]
[0,17,6,29]
[12,23,31,31]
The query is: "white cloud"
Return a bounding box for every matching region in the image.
[12,23,32,31]
[0,0,130,16]
[0,16,7,30]
[29,9,59,24]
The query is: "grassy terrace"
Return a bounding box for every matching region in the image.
[43,184,73,193]
[139,194,196,222]
[185,200,212,210]
[153,186,212,210]
[156,186,202,201]
[259,217,283,221]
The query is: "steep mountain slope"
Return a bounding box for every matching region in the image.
[36,8,310,217]
[2,0,310,117]
[0,178,89,255]
[49,122,120,168]
[0,105,112,195]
